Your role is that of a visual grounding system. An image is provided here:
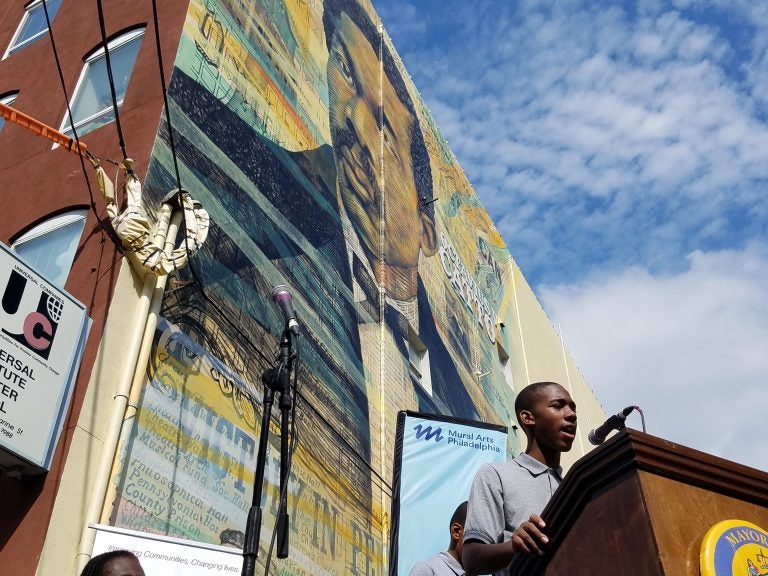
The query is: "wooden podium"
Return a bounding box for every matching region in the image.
[509,429,768,575]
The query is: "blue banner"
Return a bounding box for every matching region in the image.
[391,412,508,575]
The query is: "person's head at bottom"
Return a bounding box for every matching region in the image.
[448,500,468,564]
[79,550,146,576]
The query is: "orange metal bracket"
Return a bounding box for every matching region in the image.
[0,101,87,156]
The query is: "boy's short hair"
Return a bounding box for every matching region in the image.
[450,500,468,526]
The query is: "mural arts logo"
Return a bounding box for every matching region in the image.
[446,428,501,453]
[412,423,501,453]
[412,424,444,443]
[700,520,768,576]
[1,269,62,360]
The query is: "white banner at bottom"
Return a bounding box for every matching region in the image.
[90,524,243,575]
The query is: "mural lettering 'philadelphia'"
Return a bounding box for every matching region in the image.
[112,0,518,573]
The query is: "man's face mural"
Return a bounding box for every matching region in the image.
[327,11,436,300]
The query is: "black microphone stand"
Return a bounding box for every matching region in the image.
[241,327,295,576]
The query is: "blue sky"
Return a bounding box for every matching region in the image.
[377,0,768,471]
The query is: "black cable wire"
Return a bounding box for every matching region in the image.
[88,152,121,167]
[150,0,183,193]
[290,341,301,459]
[146,0,270,383]
[41,0,102,224]
[293,384,390,488]
[149,0,191,256]
[162,272,379,477]
[161,279,274,369]
[176,270,388,485]
[95,0,128,161]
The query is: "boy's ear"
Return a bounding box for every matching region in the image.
[518,409,535,427]
[450,522,463,542]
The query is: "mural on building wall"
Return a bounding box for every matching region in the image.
[112,318,381,574]
[111,0,518,573]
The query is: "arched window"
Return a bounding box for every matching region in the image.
[3,0,63,59]
[12,209,88,287]
[0,92,19,133]
[60,27,145,137]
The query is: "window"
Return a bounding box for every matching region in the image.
[60,28,144,138]
[497,340,514,389]
[0,93,19,133]
[407,328,432,395]
[12,210,87,287]
[3,0,62,58]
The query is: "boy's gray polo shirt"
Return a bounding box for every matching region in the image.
[408,551,464,576]
[463,453,563,575]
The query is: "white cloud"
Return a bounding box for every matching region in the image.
[379,0,768,472]
[540,245,768,471]
[383,0,768,285]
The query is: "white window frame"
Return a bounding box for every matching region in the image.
[59,27,144,138]
[11,210,88,287]
[3,0,63,59]
[0,93,19,133]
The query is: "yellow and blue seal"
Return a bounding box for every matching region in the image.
[701,519,768,576]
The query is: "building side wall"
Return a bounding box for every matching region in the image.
[36,264,150,576]
[102,1,606,574]
[0,0,606,575]
[0,0,188,574]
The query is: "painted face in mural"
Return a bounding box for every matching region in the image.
[327,11,437,301]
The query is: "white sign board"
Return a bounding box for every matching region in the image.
[0,243,88,474]
[91,524,244,575]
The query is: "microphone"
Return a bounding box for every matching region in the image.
[588,406,636,445]
[272,285,300,336]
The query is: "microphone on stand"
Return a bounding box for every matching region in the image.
[272,285,300,336]
[588,406,637,445]
[242,287,300,575]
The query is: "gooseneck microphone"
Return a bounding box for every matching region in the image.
[272,285,300,336]
[588,406,636,445]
